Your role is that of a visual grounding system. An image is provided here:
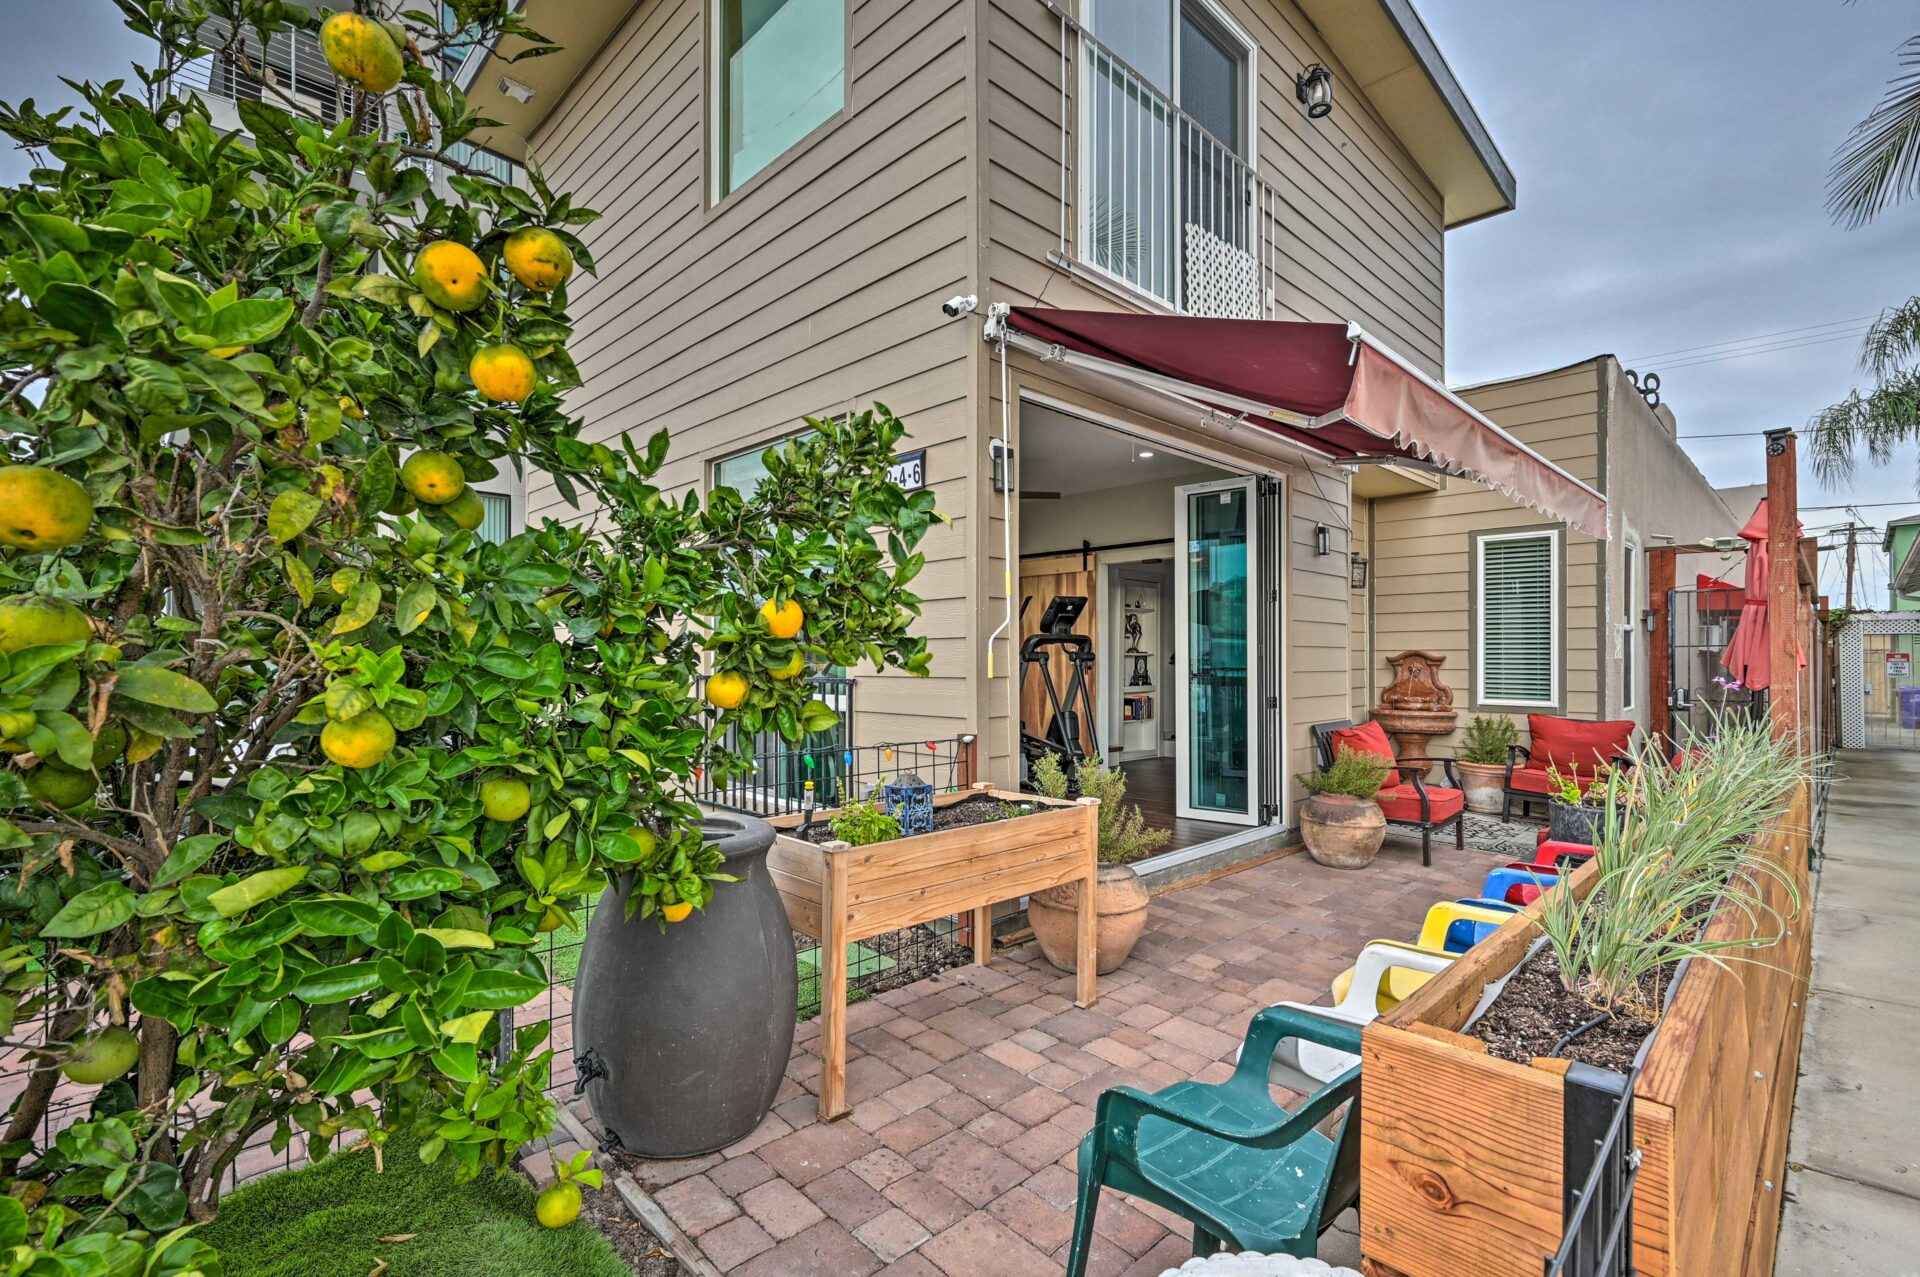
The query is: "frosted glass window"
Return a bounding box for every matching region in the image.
[716,0,845,196]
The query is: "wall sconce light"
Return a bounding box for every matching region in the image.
[498,76,537,105]
[1295,64,1333,119]
[1350,554,1369,590]
[1643,609,1656,634]
[1314,524,1330,557]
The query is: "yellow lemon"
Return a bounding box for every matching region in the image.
[769,651,806,681]
[411,241,488,312]
[320,710,396,770]
[26,762,95,811]
[443,487,486,531]
[535,1182,581,1229]
[0,466,93,553]
[662,900,693,923]
[320,12,404,93]
[502,227,575,292]
[0,595,90,653]
[399,451,466,505]
[480,777,531,822]
[759,598,804,639]
[59,1027,140,1085]
[469,343,536,404]
[704,671,749,710]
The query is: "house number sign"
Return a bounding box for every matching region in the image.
[888,449,927,492]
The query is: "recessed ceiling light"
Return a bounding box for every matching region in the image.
[1137,450,1155,459]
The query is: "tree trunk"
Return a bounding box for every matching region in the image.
[0,1007,86,1169]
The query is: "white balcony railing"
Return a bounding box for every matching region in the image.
[162,18,522,188]
[1065,26,1275,320]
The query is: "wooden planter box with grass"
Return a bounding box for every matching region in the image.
[1359,782,1812,1277]
[765,783,1099,1120]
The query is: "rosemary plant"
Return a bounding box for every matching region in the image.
[1534,714,1810,1017]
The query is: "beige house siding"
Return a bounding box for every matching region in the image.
[1350,506,1372,720]
[1354,357,1742,750]
[982,0,1447,377]
[519,0,982,750]
[1360,361,1604,748]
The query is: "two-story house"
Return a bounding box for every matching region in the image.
[449,0,1608,859]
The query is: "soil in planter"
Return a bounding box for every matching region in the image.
[580,1183,682,1276]
[1468,947,1671,1072]
[795,793,1029,844]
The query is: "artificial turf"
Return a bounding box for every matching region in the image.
[198,1136,633,1277]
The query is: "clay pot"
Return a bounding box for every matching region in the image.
[1300,792,1386,869]
[1456,761,1507,815]
[1029,863,1150,975]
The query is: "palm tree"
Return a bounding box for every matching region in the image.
[1810,34,1920,490]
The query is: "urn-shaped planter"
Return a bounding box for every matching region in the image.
[574,812,794,1158]
[1300,793,1386,869]
[1030,862,1149,975]
[1455,762,1507,815]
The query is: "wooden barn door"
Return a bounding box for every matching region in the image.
[1018,553,1098,763]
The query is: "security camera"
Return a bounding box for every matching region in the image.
[942,294,978,318]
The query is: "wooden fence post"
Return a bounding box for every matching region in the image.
[1649,547,1678,751]
[1765,430,1803,751]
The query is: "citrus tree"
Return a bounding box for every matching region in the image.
[0,1,933,1268]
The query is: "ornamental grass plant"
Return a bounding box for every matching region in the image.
[1534,714,1811,1018]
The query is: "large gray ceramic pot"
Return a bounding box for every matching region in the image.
[574,812,794,1158]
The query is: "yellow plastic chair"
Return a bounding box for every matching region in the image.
[1330,901,1517,1012]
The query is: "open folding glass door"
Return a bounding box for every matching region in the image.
[1256,478,1284,825]
[1174,476,1260,825]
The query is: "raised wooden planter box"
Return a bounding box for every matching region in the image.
[1360,783,1812,1277]
[766,783,1099,1121]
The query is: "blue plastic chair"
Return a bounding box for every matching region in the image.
[1482,865,1557,906]
[1443,897,1520,951]
[1066,1007,1363,1275]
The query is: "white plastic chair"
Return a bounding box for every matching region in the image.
[1271,941,1456,1083]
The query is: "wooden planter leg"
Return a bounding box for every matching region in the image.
[971,904,993,965]
[819,851,850,1122]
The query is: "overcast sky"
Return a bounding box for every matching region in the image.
[3,2,1917,596]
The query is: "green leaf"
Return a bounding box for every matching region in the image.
[290,896,382,937]
[188,352,265,412]
[42,881,136,938]
[208,866,309,918]
[268,490,324,542]
[292,960,383,1004]
[387,867,464,900]
[208,297,296,348]
[332,580,381,635]
[397,581,437,635]
[415,927,493,950]
[359,445,397,515]
[454,967,545,1010]
[283,553,315,608]
[36,708,94,769]
[314,201,378,251]
[440,1010,493,1043]
[432,1041,477,1083]
[39,282,117,343]
[324,680,373,722]
[115,664,217,713]
[261,998,301,1045]
[351,273,409,306]
[477,649,534,679]
[154,834,224,887]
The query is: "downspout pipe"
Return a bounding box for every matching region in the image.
[983,304,1015,682]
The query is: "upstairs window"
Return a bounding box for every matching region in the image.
[1476,529,1560,709]
[713,0,845,198]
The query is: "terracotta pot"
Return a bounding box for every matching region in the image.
[1300,792,1386,869]
[1029,863,1150,975]
[1455,761,1507,815]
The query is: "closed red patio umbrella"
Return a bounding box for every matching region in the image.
[1721,499,1800,689]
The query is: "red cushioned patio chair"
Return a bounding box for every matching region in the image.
[1501,714,1636,824]
[1310,719,1463,867]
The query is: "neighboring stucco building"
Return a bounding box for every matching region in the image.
[1350,356,1741,744]
[1884,514,1920,611]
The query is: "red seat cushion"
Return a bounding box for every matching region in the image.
[1527,715,1634,775]
[1329,720,1400,787]
[1535,839,1596,865]
[1508,766,1557,795]
[1375,782,1463,824]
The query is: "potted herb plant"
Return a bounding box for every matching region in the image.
[1546,762,1611,844]
[1297,748,1392,869]
[1026,755,1166,973]
[1456,715,1518,814]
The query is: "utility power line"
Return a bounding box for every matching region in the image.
[1621,315,1877,364]
[1644,328,1871,374]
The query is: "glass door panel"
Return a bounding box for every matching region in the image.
[1175,478,1258,824]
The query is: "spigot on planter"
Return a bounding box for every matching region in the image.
[572,1047,608,1098]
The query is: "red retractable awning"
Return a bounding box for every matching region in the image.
[1000,308,1609,540]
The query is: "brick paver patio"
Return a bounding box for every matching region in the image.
[590,838,1493,1276]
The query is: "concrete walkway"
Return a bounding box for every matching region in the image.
[1776,749,1920,1275]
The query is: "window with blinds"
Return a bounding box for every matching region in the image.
[1477,530,1559,707]
[476,491,513,544]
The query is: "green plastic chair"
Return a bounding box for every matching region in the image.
[1066,1006,1362,1276]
